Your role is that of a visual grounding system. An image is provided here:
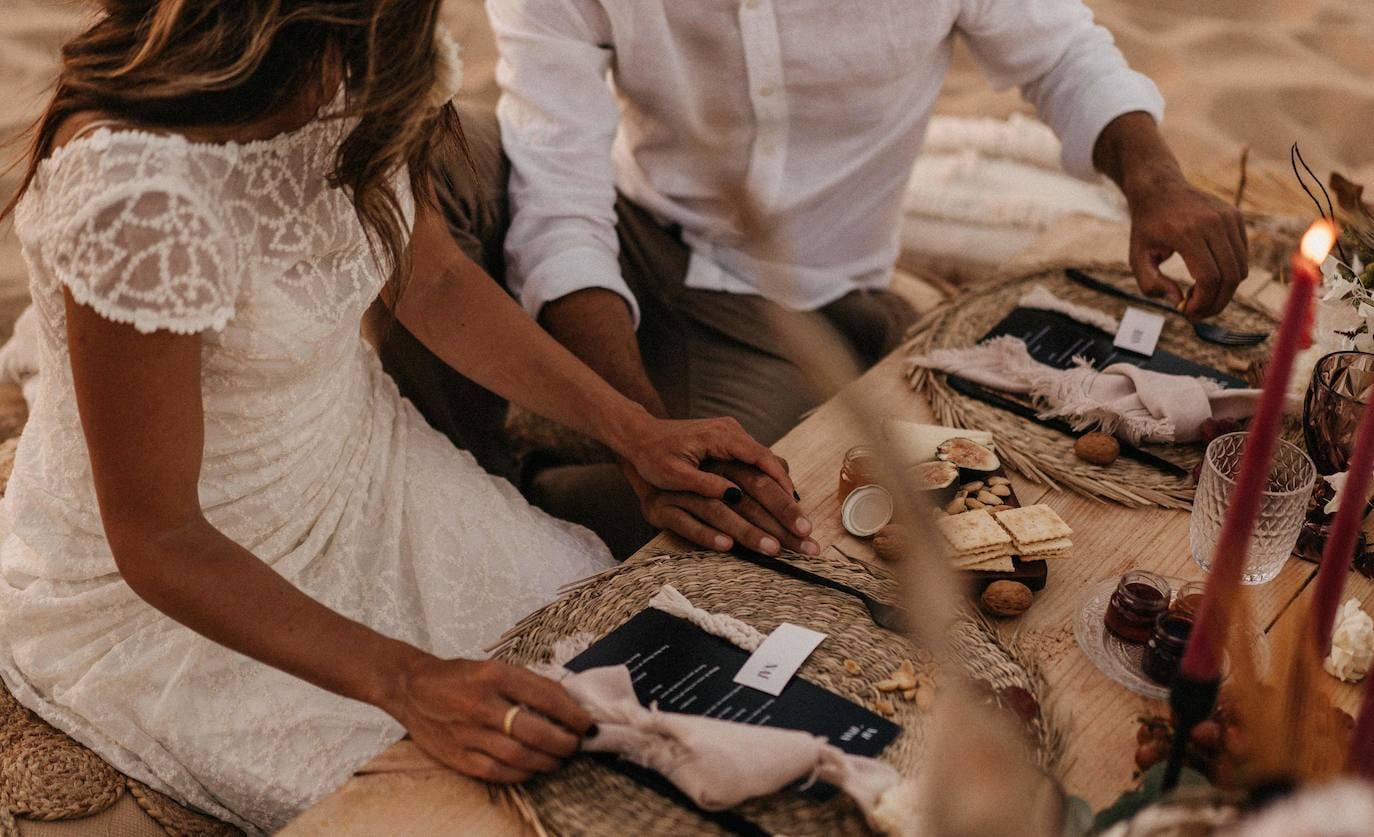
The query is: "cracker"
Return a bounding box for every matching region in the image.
[963,555,1015,572]
[950,547,1012,568]
[1018,536,1073,555]
[995,504,1071,545]
[936,509,1012,553]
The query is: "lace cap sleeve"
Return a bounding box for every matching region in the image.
[40,169,241,335]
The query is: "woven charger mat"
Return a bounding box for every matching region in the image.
[905,262,1276,509]
[492,550,929,837]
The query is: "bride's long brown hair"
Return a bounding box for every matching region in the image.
[2,0,464,293]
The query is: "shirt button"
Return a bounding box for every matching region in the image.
[743,0,759,9]
[758,85,776,97]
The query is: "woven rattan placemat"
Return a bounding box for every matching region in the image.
[493,548,1055,837]
[905,262,1277,509]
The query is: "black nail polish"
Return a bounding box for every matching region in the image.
[586,724,600,738]
[724,486,743,505]
[793,490,801,501]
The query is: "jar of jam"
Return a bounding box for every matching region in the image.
[1170,580,1206,617]
[1143,612,1195,685]
[1103,571,1171,644]
[837,445,883,503]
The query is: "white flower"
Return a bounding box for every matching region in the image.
[428,26,464,110]
[1324,598,1374,683]
[1323,469,1374,515]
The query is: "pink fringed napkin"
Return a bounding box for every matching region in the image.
[909,335,1283,444]
[565,665,899,822]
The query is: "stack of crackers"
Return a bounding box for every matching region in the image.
[933,503,1072,571]
[933,510,1015,573]
[994,504,1073,562]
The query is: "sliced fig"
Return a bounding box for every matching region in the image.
[911,460,959,490]
[936,437,999,472]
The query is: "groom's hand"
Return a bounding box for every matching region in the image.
[1093,112,1249,321]
[1127,177,1248,320]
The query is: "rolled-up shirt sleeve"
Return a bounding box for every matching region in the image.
[486,0,639,324]
[956,0,1165,180]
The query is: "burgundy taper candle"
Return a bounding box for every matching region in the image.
[1180,221,1338,681]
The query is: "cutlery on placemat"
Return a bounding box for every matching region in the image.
[1064,268,1267,347]
[728,547,909,634]
[946,375,1191,479]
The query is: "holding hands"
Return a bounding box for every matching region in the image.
[614,414,817,556]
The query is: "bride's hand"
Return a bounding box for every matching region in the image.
[617,414,797,507]
[385,654,593,783]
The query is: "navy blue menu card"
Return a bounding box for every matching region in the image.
[566,607,899,757]
[984,306,1247,388]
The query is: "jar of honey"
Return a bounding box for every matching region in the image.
[1143,612,1195,685]
[1103,571,1171,644]
[1169,580,1206,617]
[837,445,883,503]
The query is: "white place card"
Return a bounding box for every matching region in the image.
[1113,306,1166,357]
[733,623,827,696]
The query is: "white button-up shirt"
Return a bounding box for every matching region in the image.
[488,0,1164,324]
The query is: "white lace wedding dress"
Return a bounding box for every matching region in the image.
[0,113,614,833]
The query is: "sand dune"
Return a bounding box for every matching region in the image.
[1,0,1371,339]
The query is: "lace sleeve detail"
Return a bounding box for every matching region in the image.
[41,177,241,335]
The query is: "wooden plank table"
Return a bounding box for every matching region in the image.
[286,340,1371,835]
[286,229,1372,834]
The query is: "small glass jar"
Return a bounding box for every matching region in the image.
[1170,580,1206,617]
[837,445,883,503]
[1104,571,1171,644]
[1143,611,1195,685]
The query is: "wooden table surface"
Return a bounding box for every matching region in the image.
[285,233,1373,836]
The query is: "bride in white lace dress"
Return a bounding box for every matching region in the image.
[0,3,797,833]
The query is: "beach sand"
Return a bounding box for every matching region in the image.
[1,0,1371,342]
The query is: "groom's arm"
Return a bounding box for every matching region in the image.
[1092,112,1248,319]
[955,0,1246,318]
[486,0,667,415]
[539,289,669,418]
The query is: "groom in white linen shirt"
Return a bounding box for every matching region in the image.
[387,0,1248,558]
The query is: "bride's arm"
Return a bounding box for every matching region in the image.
[396,193,797,504]
[65,291,591,783]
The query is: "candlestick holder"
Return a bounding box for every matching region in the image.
[1162,674,1221,793]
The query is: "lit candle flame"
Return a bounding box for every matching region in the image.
[1300,220,1338,264]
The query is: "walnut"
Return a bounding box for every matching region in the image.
[1073,432,1120,466]
[980,580,1033,617]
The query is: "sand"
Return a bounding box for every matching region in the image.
[1,0,1371,340]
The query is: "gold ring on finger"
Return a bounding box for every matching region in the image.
[502,704,524,737]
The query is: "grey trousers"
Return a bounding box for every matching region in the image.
[380,105,917,558]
